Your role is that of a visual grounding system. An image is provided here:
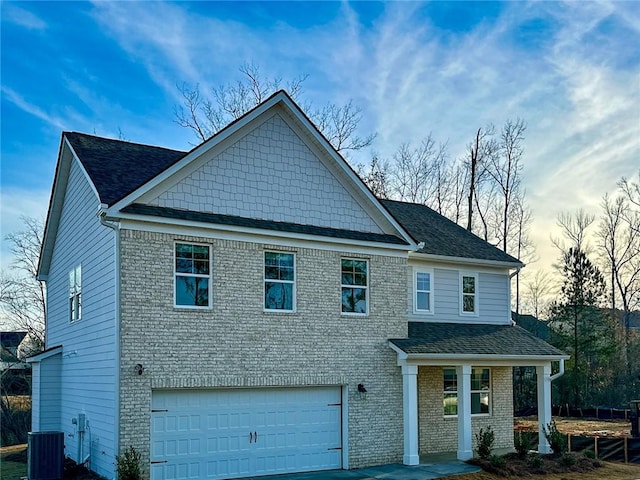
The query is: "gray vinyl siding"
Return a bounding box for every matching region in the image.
[408,264,511,324]
[45,158,117,478]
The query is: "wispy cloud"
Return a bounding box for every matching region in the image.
[2,4,47,30]
[1,86,66,130]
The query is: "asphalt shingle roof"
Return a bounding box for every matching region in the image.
[122,204,408,245]
[390,322,567,357]
[65,132,186,205]
[381,199,521,264]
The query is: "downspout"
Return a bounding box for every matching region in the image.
[509,266,522,325]
[550,358,565,382]
[98,204,120,477]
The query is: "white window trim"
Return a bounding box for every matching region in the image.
[174,241,212,309]
[69,264,82,323]
[413,267,434,315]
[443,367,492,418]
[459,271,479,316]
[263,251,296,313]
[341,258,369,316]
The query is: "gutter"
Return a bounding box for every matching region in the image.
[550,358,565,382]
[97,204,121,470]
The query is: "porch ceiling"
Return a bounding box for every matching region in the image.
[389,322,568,364]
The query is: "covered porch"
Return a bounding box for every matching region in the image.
[390,322,569,464]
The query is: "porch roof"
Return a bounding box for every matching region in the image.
[390,322,568,360]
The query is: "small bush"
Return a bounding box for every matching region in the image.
[514,430,534,458]
[489,454,506,468]
[527,453,544,469]
[116,446,141,480]
[543,420,567,455]
[474,426,495,459]
[560,452,576,467]
[582,449,595,459]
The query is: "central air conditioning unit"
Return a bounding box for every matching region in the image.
[27,431,64,480]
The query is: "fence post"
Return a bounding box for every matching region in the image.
[568,434,572,453]
[625,436,628,463]
[595,436,598,459]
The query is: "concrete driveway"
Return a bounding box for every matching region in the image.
[241,460,481,480]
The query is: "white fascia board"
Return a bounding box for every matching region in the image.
[278,96,416,248]
[389,342,409,366]
[115,215,410,257]
[26,345,62,363]
[408,251,523,269]
[401,353,569,366]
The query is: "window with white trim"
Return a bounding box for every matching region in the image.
[460,272,478,315]
[414,268,434,314]
[264,252,295,311]
[175,242,211,308]
[443,367,491,416]
[341,258,368,315]
[69,264,82,322]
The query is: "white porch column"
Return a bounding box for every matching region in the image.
[456,364,473,460]
[536,363,552,454]
[401,365,420,465]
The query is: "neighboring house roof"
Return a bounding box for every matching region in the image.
[381,199,522,265]
[511,312,562,343]
[390,322,567,358]
[64,132,186,206]
[122,204,408,245]
[0,332,28,363]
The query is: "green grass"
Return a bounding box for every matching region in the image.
[1,445,27,480]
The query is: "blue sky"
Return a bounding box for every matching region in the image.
[1,1,639,277]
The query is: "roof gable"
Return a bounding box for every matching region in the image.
[381,199,521,265]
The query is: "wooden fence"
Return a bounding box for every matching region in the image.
[568,435,640,464]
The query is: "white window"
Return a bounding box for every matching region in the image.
[264,252,295,312]
[414,268,434,314]
[69,264,82,322]
[341,258,368,315]
[175,242,211,308]
[443,367,491,416]
[460,272,478,315]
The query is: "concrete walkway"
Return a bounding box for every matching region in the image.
[242,460,481,480]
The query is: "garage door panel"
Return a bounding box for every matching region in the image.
[152,387,342,480]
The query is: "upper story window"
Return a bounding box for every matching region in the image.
[460,272,478,315]
[264,252,295,312]
[341,259,368,315]
[69,264,82,322]
[443,367,491,416]
[175,242,211,308]
[414,268,434,314]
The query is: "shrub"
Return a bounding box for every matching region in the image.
[514,430,535,458]
[527,453,544,469]
[475,426,495,459]
[582,449,595,459]
[543,420,567,455]
[560,452,576,467]
[116,446,142,480]
[489,454,506,469]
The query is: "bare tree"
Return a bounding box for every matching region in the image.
[464,125,498,232]
[552,209,596,256]
[389,135,447,204]
[0,217,45,352]
[174,62,375,153]
[358,155,391,199]
[521,269,555,319]
[486,119,526,252]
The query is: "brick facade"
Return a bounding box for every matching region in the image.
[118,229,408,475]
[417,366,514,454]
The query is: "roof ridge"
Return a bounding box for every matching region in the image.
[64,131,187,153]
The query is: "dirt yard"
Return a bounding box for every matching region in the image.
[452,462,640,480]
[515,416,632,437]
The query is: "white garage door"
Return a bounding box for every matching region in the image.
[150,387,343,480]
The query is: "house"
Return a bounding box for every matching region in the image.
[29,91,567,479]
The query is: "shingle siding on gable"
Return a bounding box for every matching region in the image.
[44,158,117,478]
[118,229,407,474]
[148,113,383,234]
